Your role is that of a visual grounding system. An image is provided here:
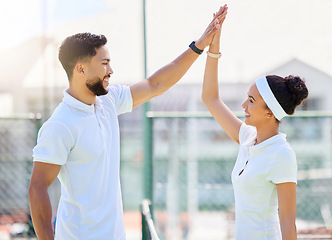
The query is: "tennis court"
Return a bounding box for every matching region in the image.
[1,112,332,239]
[135,111,332,240]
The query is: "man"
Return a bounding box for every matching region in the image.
[28,6,226,240]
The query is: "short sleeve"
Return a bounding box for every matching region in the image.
[239,123,256,145]
[266,149,297,184]
[107,85,133,115]
[33,121,74,165]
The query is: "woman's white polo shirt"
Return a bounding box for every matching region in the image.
[231,123,297,240]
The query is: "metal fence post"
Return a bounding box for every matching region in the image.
[142,0,154,207]
[143,115,153,202]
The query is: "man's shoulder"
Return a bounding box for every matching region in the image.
[104,85,131,101]
[44,102,82,129]
[100,84,132,114]
[50,102,72,120]
[107,84,128,93]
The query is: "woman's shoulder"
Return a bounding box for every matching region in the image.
[266,144,297,184]
[275,145,296,162]
[239,123,256,145]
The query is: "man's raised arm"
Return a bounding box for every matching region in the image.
[130,5,227,109]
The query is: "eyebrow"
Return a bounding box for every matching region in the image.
[248,94,256,102]
[101,58,110,62]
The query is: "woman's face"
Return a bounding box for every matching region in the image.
[242,83,272,127]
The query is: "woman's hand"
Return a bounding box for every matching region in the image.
[210,5,228,52]
[195,4,228,50]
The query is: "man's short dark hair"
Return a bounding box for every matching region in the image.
[58,32,107,80]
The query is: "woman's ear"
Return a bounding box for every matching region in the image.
[266,109,274,119]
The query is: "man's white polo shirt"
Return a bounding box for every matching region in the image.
[231,123,297,240]
[33,85,133,240]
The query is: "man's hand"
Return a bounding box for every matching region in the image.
[196,4,228,50]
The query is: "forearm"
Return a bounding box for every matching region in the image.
[29,186,54,240]
[202,42,220,103]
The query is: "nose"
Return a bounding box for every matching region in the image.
[107,65,113,75]
[242,99,247,109]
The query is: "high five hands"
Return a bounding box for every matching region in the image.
[195,4,228,50]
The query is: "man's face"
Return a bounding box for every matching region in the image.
[85,46,113,96]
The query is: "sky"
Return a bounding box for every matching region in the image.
[0,0,109,52]
[0,0,332,117]
[1,0,331,84]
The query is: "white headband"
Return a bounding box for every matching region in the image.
[255,76,287,120]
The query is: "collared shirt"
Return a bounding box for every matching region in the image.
[231,123,297,240]
[33,85,132,240]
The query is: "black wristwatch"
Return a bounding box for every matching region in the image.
[189,41,203,55]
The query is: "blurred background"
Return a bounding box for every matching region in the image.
[0,0,332,239]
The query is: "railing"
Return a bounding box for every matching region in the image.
[141,199,160,240]
[141,111,332,240]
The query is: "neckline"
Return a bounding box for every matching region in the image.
[63,89,103,114]
[250,133,286,150]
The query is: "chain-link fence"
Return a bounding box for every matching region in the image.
[0,112,144,240]
[1,112,332,240]
[0,115,41,240]
[147,112,332,240]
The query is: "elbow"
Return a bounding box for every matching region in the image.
[281,219,296,229]
[149,84,163,99]
[153,83,165,97]
[147,78,167,98]
[201,93,217,107]
[28,183,37,210]
[280,214,296,227]
[201,93,208,105]
[201,91,210,104]
[28,181,38,202]
[280,219,297,240]
[28,180,47,203]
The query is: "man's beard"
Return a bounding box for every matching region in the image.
[86,76,108,96]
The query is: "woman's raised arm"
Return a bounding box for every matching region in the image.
[202,5,242,144]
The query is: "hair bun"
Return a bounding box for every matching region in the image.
[285,75,309,106]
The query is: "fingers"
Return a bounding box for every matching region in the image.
[197,4,228,48]
[212,4,228,21]
[211,12,227,32]
[217,6,228,21]
[211,6,227,33]
[209,8,227,37]
[207,20,221,37]
[215,11,227,27]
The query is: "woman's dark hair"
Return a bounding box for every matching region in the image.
[58,32,107,80]
[266,75,309,115]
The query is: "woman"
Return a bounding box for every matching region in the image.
[202,5,308,240]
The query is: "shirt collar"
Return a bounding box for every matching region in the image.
[249,133,287,156]
[63,89,103,114]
